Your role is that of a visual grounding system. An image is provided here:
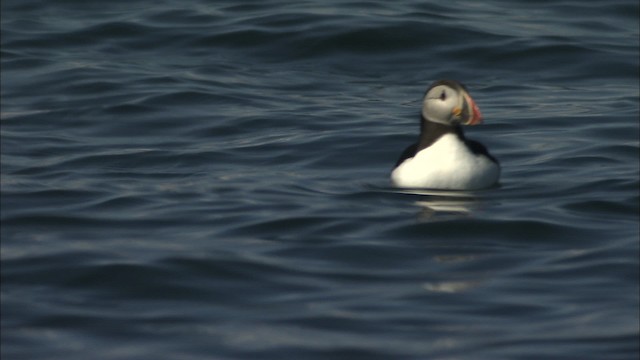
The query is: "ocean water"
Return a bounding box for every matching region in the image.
[1,0,639,359]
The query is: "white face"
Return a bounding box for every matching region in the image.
[421,84,463,126]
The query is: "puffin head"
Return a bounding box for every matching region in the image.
[421,80,482,126]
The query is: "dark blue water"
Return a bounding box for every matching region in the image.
[2,1,639,359]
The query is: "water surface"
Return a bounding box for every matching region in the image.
[2,1,639,359]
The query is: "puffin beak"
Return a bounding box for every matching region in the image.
[462,92,483,125]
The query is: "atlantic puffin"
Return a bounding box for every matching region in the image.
[391,80,500,190]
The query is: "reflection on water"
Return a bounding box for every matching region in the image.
[396,189,479,221]
[423,280,482,293]
[426,255,484,293]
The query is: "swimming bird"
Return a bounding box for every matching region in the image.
[391,80,500,190]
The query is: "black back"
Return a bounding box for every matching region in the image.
[393,115,499,169]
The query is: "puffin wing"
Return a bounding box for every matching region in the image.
[393,143,418,168]
[463,139,499,165]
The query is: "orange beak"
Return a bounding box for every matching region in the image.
[463,92,483,125]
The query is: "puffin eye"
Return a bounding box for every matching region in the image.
[439,91,446,101]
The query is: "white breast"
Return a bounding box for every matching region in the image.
[391,134,500,190]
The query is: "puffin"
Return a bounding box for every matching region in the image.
[391,80,500,190]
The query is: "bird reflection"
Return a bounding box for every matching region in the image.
[397,188,478,221]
